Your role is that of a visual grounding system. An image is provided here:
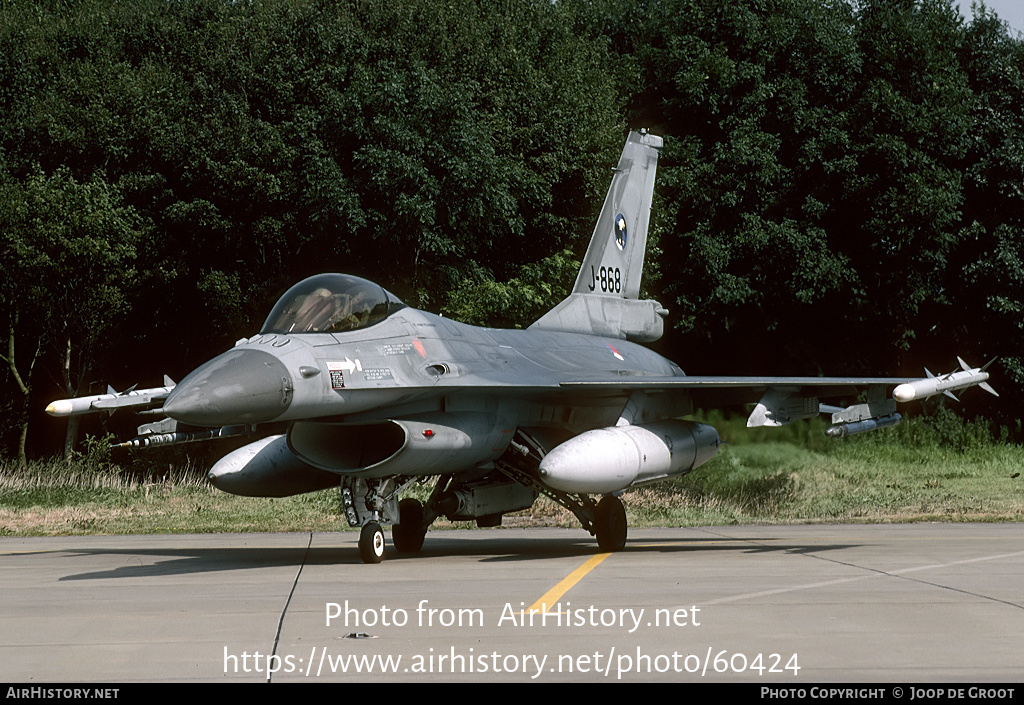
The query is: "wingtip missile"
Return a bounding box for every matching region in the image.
[893,358,997,403]
[44,380,176,417]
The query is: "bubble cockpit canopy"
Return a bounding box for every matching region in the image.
[260,274,405,335]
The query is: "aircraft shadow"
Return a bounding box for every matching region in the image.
[54,530,861,580]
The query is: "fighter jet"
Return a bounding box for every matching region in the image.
[47,131,997,563]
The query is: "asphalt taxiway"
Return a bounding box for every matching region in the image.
[2,524,1022,682]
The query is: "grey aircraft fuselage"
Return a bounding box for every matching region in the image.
[175,308,680,427]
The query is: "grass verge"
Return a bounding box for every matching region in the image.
[2,412,1022,536]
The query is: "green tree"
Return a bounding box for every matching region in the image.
[618,0,867,372]
[954,4,1024,407]
[442,249,579,327]
[0,168,141,463]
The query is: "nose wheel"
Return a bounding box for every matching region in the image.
[359,522,386,564]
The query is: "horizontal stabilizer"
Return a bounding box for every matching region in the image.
[531,294,666,342]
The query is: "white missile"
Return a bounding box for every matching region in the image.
[892,358,998,403]
[45,376,176,417]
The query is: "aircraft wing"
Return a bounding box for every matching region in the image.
[562,358,994,404]
[561,375,913,390]
[560,364,994,436]
[562,375,915,400]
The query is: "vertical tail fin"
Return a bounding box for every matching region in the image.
[531,131,666,342]
[572,130,663,299]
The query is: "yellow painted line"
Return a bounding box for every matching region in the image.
[526,552,612,614]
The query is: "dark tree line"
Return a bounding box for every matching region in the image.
[622,0,1024,418]
[1,0,1021,462]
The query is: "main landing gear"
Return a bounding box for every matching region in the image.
[594,495,627,552]
[343,442,632,563]
[391,498,427,554]
[496,431,629,553]
[362,488,627,560]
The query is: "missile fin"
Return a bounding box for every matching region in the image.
[943,390,960,402]
[979,381,999,397]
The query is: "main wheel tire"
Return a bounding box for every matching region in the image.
[359,522,386,564]
[594,495,627,552]
[392,498,426,554]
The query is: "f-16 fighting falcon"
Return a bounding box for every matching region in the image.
[47,131,997,563]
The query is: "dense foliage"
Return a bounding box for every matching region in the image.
[1,0,1021,461]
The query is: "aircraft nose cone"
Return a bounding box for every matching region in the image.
[162,349,293,427]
